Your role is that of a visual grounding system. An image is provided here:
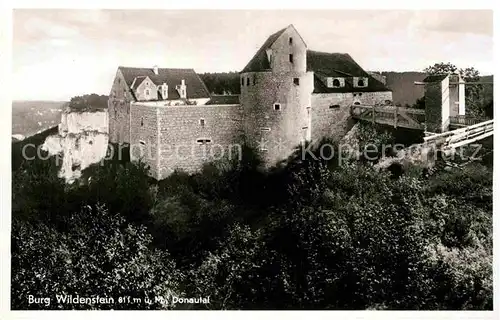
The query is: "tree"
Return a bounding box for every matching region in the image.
[11,204,182,310]
[423,62,458,75]
[423,62,486,117]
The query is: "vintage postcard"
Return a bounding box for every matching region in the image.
[5,5,496,318]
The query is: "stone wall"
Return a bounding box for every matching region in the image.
[269,26,307,73]
[311,91,392,142]
[129,103,160,178]
[424,77,449,133]
[130,104,243,180]
[108,68,132,144]
[240,71,314,166]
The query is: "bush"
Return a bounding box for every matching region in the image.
[11,204,182,310]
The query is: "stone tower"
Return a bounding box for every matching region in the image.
[239,25,314,166]
[423,73,466,133]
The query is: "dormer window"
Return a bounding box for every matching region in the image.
[327,77,345,88]
[353,77,368,88]
[266,49,272,63]
[176,80,187,99]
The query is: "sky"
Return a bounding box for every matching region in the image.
[12,9,494,101]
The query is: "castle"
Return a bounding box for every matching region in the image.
[108,25,393,180]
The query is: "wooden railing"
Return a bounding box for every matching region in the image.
[350,104,425,130]
[424,119,494,150]
[449,115,490,127]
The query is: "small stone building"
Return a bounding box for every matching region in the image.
[108,24,392,180]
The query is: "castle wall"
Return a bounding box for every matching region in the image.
[130,103,243,180]
[129,104,160,178]
[108,68,132,144]
[240,71,314,166]
[311,91,393,142]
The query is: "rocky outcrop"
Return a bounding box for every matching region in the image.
[42,108,109,183]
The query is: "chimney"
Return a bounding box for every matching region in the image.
[153,65,158,75]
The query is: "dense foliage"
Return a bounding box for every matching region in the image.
[420,63,493,119]
[11,132,493,310]
[68,94,108,112]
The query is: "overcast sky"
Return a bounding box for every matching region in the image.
[12,9,493,101]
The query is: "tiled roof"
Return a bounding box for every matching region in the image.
[241,27,288,73]
[206,95,240,105]
[423,74,449,83]
[307,50,391,93]
[119,67,211,100]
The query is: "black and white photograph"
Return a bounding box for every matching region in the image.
[3,4,497,316]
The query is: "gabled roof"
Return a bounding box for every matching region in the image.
[241,26,289,73]
[307,50,391,93]
[118,66,211,100]
[423,74,449,83]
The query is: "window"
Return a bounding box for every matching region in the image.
[293,78,300,85]
[145,89,150,96]
[358,79,365,87]
[196,138,212,144]
[354,102,361,105]
[353,93,357,97]
[247,77,250,86]
[139,140,146,145]
[199,118,205,127]
[274,103,281,111]
[141,117,144,126]
[289,54,294,63]
[241,77,244,86]
[253,77,256,85]
[330,104,340,109]
[327,77,344,88]
[260,127,271,131]
[359,93,363,96]
[289,37,293,45]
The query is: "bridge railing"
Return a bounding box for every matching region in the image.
[424,119,494,149]
[449,115,490,127]
[350,104,425,129]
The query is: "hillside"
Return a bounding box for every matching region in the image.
[12,100,66,137]
[381,71,426,107]
[380,72,494,108]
